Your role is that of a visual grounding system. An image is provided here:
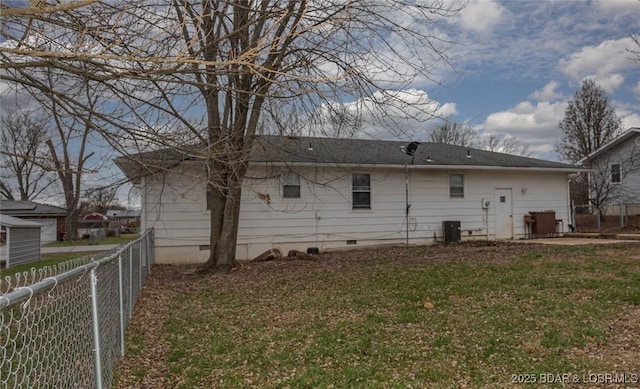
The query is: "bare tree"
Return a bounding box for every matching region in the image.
[630,34,640,62]
[84,186,119,215]
[478,133,532,157]
[23,67,102,241]
[0,109,53,200]
[1,1,462,272]
[428,122,477,147]
[556,78,622,163]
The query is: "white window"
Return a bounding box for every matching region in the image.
[611,163,621,183]
[352,173,371,209]
[449,173,464,198]
[283,172,301,198]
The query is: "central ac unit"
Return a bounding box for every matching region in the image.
[481,198,491,209]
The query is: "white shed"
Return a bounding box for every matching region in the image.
[0,214,42,269]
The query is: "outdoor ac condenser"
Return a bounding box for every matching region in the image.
[443,221,461,243]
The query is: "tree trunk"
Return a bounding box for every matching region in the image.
[65,207,79,241]
[206,178,243,274]
[206,187,226,270]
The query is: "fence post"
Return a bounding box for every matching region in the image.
[138,242,142,295]
[89,267,104,389]
[146,233,151,275]
[118,254,125,357]
[129,245,133,317]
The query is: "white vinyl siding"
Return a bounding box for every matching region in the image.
[141,165,572,263]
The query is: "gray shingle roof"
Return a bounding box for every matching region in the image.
[0,200,66,216]
[0,214,43,228]
[115,135,584,180]
[253,136,581,169]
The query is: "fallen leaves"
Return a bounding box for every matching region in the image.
[112,241,640,389]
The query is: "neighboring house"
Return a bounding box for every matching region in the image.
[106,209,141,232]
[580,127,640,215]
[78,213,109,239]
[0,200,67,243]
[0,214,42,268]
[116,135,584,264]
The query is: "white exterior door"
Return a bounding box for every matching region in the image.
[494,189,513,239]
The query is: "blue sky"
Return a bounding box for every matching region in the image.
[2,0,639,208]
[417,0,640,160]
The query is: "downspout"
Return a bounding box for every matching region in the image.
[140,175,146,230]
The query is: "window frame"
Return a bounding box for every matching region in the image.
[282,172,301,199]
[449,173,465,198]
[352,173,372,210]
[611,163,621,184]
[205,189,213,211]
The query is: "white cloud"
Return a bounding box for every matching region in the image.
[620,112,640,130]
[484,101,566,133]
[482,100,567,157]
[614,104,640,130]
[457,0,506,35]
[634,82,640,100]
[584,73,625,94]
[529,81,564,102]
[304,89,456,140]
[594,0,640,13]
[558,37,636,92]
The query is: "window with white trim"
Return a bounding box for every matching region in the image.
[352,173,371,209]
[282,172,301,198]
[449,173,464,198]
[611,163,621,183]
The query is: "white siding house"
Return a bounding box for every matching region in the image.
[117,136,584,264]
[580,127,640,215]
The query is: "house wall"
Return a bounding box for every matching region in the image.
[141,164,572,264]
[24,218,57,243]
[589,133,640,214]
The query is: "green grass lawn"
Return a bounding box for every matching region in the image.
[43,233,140,247]
[0,252,97,280]
[115,243,640,388]
[1,235,138,280]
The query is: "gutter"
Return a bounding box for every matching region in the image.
[250,161,588,173]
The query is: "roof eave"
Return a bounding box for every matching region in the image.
[580,127,640,163]
[252,161,586,173]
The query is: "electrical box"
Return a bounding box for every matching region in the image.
[481,198,491,209]
[443,221,461,243]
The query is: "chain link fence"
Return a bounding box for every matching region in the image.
[0,229,154,389]
[571,203,640,232]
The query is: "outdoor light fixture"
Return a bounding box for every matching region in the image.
[401,141,420,164]
[426,155,433,162]
[466,149,472,158]
[308,142,313,151]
